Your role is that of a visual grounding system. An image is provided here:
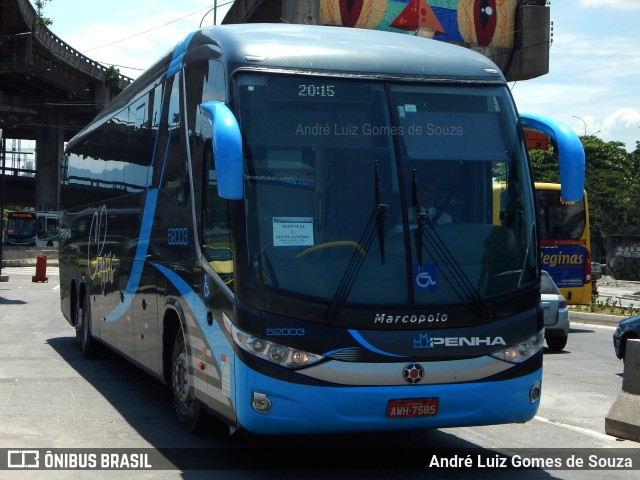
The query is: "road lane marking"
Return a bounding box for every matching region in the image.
[534,415,618,441]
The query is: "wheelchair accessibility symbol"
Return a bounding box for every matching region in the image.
[413,264,437,290]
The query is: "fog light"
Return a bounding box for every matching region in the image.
[530,381,541,403]
[269,345,288,362]
[252,392,272,414]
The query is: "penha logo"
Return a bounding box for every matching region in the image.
[414,333,434,349]
[413,333,506,349]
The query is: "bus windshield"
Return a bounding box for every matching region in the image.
[7,213,37,237]
[232,73,536,307]
[536,188,586,240]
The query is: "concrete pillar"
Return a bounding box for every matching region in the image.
[35,107,63,212]
[282,0,319,25]
[605,339,640,442]
[94,80,111,112]
[506,5,550,81]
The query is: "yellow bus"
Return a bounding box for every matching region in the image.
[494,182,591,305]
[535,183,592,305]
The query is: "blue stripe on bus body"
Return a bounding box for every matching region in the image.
[168,31,196,78]
[152,263,236,408]
[105,188,158,322]
[105,30,191,323]
[348,330,406,358]
[101,36,236,412]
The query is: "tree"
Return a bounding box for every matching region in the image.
[529,135,640,242]
[105,65,121,88]
[34,0,53,27]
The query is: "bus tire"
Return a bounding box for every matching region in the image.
[171,328,203,433]
[546,335,567,352]
[76,293,97,358]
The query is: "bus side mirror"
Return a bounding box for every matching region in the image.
[520,113,585,203]
[200,101,244,200]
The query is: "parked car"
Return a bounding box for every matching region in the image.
[613,315,640,360]
[541,270,570,351]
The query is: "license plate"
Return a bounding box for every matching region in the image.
[387,398,439,418]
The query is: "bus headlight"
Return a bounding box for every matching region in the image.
[490,330,544,363]
[225,317,324,369]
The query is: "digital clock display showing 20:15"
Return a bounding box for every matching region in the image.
[298,84,336,97]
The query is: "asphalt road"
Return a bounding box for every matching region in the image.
[1,265,639,479]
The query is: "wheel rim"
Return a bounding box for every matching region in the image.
[173,350,190,405]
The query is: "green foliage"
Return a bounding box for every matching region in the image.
[34,0,53,27]
[572,295,640,316]
[105,65,121,88]
[529,135,640,242]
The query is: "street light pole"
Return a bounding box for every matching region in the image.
[571,115,587,137]
[199,1,218,28]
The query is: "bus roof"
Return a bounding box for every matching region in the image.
[195,23,505,82]
[69,23,506,147]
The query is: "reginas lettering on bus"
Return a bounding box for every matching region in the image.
[541,252,585,267]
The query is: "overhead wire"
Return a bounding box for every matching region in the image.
[82,1,235,70]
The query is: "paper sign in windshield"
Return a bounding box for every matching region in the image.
[273,217,314,247]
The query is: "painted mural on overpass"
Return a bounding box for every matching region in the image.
[320,0,517,48]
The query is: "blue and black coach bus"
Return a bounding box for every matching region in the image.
[59,23,584,435]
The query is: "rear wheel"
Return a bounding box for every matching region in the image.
[76,292,96,357]
[171,328,203,433]
[546,335,567,352]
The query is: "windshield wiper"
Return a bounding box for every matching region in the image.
[419,223,494,320]
[411,169,428,268]
[326,161,389,320]
[410,169,493,319]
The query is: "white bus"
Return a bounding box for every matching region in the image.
[5,210,59,246]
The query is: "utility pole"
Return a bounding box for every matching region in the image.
[0,124,7,282]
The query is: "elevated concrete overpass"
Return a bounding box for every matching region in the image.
[1,0,132,210]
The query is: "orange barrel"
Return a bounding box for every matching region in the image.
[32,254,49,283]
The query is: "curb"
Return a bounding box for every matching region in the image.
[569,311,627,328]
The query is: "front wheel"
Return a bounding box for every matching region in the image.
[171,328,203,433]
[546,335,567,352]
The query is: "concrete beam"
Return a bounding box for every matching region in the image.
[605,339,640,442]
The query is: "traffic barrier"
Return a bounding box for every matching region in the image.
[605,338,640,442]
[32,254,49,283]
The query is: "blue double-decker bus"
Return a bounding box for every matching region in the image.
[59,23,584,435]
